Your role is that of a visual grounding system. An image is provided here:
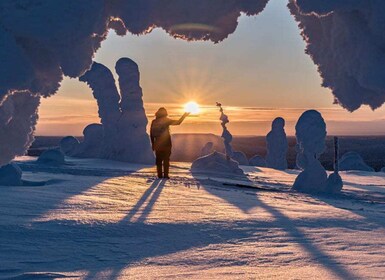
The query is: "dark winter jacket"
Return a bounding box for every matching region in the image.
[150,114,188,151]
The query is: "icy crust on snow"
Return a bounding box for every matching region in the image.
[191,151,244,175]
[339,152,375,172]
[265,117,288,170]
[0,163,22,186]
[293,110,328,193]
[37,149,65,165]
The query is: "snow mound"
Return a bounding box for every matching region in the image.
[60,136,80,156]
[326,172,343,194]
[37,149,65,165]
[249,155,266,167]
[381,167,385,173]
[0,163,22,186]
[191,151,244,175]
[232,151,249,166]
[339,152,374,172]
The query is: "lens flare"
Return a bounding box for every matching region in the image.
[184,101,200,115]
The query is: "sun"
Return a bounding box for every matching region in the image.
[184,101,200,115]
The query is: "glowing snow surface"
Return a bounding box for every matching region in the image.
[0,157,384,279]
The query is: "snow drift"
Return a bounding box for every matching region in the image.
[191,151,244,175]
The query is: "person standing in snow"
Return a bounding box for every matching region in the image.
[150,108,189,179]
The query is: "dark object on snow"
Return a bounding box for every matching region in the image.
[326,137,343,193]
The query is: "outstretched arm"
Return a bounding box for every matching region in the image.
[170,112,190,125]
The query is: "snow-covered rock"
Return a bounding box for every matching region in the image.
[37,149,65,165]
[381,167,385,173]
[191,151,244,175]
[292,110,328,193]
[249,155,266,167]
[232,151,249,166]
[338,152,374,172]
[0,163,22,186]
[266,117,288,170]
[60,136,80,156]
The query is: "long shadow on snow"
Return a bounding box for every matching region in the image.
[1,161,145,225]
[191,171,364,280]
[1,169,372,279]
[1,212,375,279]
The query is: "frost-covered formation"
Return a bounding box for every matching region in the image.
[232,151,249,166]
[37,149,65,165]
[249,155,266,167]
[191,151,244,175]
[339,152,374,172]
[0,92,39,167]
[217,103,234,159]
[200,142,214,157]
[289,0,385,111]
[0,1,269,168]
[265,117,288,170]
[292,110,328,193]
[191,104,245,174]
[381,167,385,173]
[0,163,22,186]
[78,59,154,164]
[79,63,121,159]
[114,58,154,163]
[326,137,343,193]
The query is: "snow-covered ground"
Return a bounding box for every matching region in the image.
[1,157,384,279]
